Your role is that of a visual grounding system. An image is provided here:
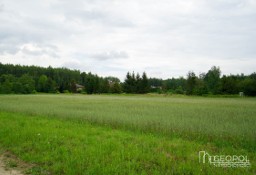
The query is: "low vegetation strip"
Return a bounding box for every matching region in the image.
[0,111,255,174]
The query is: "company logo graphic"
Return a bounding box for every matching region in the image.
[199,151,251,168]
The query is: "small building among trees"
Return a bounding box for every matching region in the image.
[75,84,84,92]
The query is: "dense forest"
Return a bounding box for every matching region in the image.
[0,63,255,96]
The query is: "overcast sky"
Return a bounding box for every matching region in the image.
[0,0,255,80]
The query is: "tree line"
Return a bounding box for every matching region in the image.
[149,66,256,96]
[0,63,123,94]
[0,63,255,96]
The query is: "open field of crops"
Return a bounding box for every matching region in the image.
[0,94,255,174]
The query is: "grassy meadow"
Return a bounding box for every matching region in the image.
[0,94,255,174]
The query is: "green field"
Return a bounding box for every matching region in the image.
[0,94,255,174]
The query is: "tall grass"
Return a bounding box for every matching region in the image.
[0,111,255,174]
[0,94,255,151]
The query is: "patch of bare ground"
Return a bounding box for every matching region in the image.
[0,150,33,175]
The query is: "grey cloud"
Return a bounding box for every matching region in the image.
[0,29,23,54]
[51,1,134,28]
[0,29,40,55]
[65,10,104,21]
[143,4,256,60]
[89,51,129,61]
[0,24,59,56]
[72,51,129,61]
[0,1,72,55]
[67,10,134,28]
[0,43,19,54]
[207,0,246,11]
[0,4,4,12]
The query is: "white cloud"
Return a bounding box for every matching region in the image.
[21,43,59,58]
[0,0,255,80]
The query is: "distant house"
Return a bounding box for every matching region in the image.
[75,84,84,92]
